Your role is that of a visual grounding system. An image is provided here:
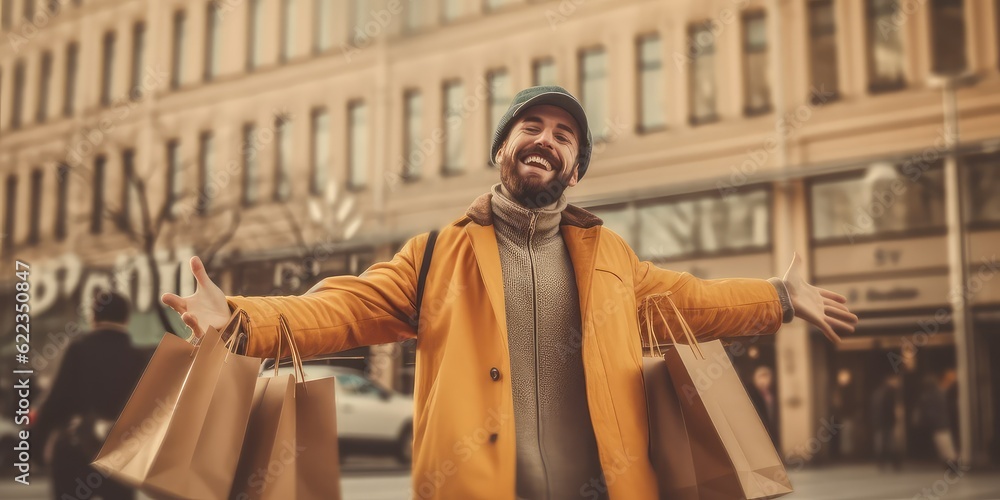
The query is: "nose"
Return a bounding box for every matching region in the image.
[533,127,557,150]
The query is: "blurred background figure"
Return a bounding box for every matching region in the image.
[32,290,150,500]
[748,365,780,450]
[914,368,960,467]
[871,373,904,471]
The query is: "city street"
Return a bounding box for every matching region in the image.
[4,461,999,499]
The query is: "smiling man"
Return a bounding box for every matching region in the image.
[162,86,858,499]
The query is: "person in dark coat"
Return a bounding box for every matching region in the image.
[748,365,781,450]
[871,373,904,471]
[33,290,151,500]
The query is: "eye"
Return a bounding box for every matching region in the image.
[556,134,569,143]
[524,127,540,134]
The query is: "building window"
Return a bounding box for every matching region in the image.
[348,100,368,190]
[23,0,33,21]
[274,115,291,200]
[11,60,24,129]
[866,0,905,92]
[171,11,185,89]
[37,51,52,123]
[688,24,718,125]
[580,47,607,139]
[637,34,665,132]
[442,80,464,174]
[350,0,366,46]
[808,0,839,101]
[197,132,214,215]
[247,0,262,71]
[1,0,11,31]
[637,189,771,260]
[314,0,332,53]
[280,0,295,62]
[533,58,556,87]
[101,31,115,107]
[205,3,220,81]
[64,42,78,116]
[28,169,42,245]
[3,175,15,252]
[810,162,945,242]
[55,164,69,240]
[242,124,258,206]
[403,89,422,180]
[92,156,107,234]
[965,153,1000,227]
[442,0,459,22]
[165,140,182,218]
[930,0,967,75]
[131,22,145,100]
[484,0,506,11]
[487,69,511,151]
[121,149,135,231]
[404,0,420,32]
[742,12,771,115]
[310,108,329,195]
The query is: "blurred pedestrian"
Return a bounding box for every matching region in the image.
[916,369,959,466]
[871,373,904,471]
[33,290,150,500]
[747,365,780,449]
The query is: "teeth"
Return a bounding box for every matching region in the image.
[523,155,552,170]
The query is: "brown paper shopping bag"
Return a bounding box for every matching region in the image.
[92,312,259,500]
[642,352,700,499]
[229,315,341,500]
[641,293,793,500]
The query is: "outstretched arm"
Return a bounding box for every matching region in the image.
[617,230,856,342]
[162,234,430,359]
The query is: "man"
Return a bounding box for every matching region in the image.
[34,290,151,500]
[872,373,904,471]
[748,365,780,450]
[163,86,858,499]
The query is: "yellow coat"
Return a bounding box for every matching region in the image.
[227,192,785,499]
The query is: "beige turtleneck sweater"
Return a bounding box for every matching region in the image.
[490,183,606,500]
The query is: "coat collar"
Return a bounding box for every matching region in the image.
[464,191,603,228]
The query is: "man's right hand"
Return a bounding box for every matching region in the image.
[161,256,232,339]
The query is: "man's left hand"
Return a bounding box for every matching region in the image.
[782,252,858,343]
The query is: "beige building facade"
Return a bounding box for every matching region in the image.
[2,0,999,465]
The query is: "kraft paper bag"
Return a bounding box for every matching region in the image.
[229,315,341,500]
[641,293,793,500]
[642,356,701,500]
[92,313,259,500]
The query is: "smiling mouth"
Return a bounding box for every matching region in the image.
[520,154,554,171]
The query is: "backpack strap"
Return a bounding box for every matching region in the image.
[410,230,439,331]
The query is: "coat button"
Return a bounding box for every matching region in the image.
[489,433,498,443]
[490,367,501,381]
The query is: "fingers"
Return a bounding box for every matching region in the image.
[826,315,855,336]
[190,256,213,290]
[161,293,187,314]
[819,323,843,344]
[825,305,859,325]
[819,288,848,304]
[181,312,205,338]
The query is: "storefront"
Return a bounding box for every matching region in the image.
[807,154,998,463]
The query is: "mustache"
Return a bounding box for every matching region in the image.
[517,145,560,170]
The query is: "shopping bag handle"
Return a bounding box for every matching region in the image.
[644,291,705,360]
[274,314,307,386]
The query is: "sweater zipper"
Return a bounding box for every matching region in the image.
[527,211,551,500]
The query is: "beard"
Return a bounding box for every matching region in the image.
[498,145,576,209]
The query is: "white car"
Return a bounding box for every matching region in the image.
[268,362,414,463]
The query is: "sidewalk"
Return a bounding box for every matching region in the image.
[4,463,998,499]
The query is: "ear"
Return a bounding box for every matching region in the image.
[494,140,507,165]
[567,164,580,188]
